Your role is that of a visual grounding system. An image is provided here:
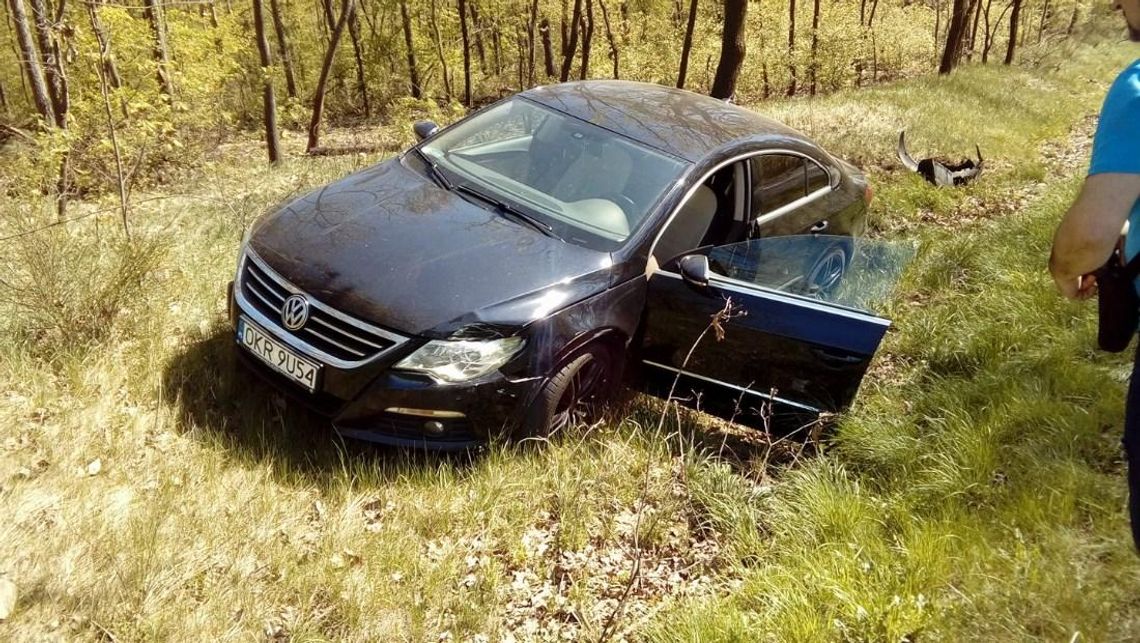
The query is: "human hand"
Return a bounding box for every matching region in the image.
[1056,272,1098,300]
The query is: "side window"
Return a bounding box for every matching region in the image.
[805,158,830,193]
[750,154,806,217]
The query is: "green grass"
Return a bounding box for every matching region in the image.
[2,36,1140,641]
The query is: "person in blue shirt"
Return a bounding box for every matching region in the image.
[1050,0,1140,549]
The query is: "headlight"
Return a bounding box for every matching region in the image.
[394,337,525,384]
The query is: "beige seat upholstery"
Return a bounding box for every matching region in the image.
[654,184,717,264]
[552,141,633,203]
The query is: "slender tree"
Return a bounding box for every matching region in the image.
[429,0,452,100]
[87,2,122,91]
[458,0,472,105]
[252,0,281,163]
[470,0,487,74]
[786,0,797,96]
[399,0,422,99]
[677,0,698,88]
[143,0,175,101]
[579,0,594,80]
[711,0,747,99]
[27,0,65,126]
[809,0,820,95]
[560,0,583,81]
[347,6,370,116]
[7,0,54,122]
[598,0,618,78]
[1004,0,1021,64]
[308,0,355,152]
[939,0,970,73]
[268,0,298,98]
[527,0,538,83]
[540,17,556,77]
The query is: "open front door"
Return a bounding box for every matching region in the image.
[641,234,914,430]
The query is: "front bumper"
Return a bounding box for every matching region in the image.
[228,280,541,450]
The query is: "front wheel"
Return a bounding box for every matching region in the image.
[520,346,615,439]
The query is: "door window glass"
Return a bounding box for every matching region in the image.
[750,154,806,216]
[805,159,830,193]
[706,235,916,315]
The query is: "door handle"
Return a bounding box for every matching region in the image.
[810,220,829,233]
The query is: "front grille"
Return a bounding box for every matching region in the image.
[237,250,406,365]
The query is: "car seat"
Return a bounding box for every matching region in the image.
[654,184,717,266]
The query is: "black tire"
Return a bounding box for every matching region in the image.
[520,345,615,439]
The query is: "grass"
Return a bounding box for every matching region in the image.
[2,32,1140,641]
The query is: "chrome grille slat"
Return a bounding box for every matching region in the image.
[235,250,407,365]
[245,282,281,311]
[299,327,368,358]
[247,265,286,300]
[310,315,386,350]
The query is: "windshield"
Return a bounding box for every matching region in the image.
[420,98,688,251]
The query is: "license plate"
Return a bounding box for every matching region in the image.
[237,317,321,392]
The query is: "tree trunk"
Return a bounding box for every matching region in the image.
[710,0,747,99]
[809,0,820,96]
[954,0,978,65]
[560,0,583,81]
[7,0,54,123]
[786,0,797,96]
[87,2,122,91]
[347,7,370,115]
[540,17,556,77]
[458,0,471,105]
[598,0,618,78]
[252,0,281,163]
[579,0,593,80]
[967,0,983,60]
[1066,6,1078,34]
[470,0,487,74]
[938,0,969,74]
[399,0,422,98]
[429,0,451,100]
[1004,0,1020,64]
[1036,0,1049,43]
[308,0,355,152]
[527,0,538,83]
[268,0,298,98]
[27,0,66,127]
[142,0,175,102]
[867,0,879,27]
[677,0,698,88]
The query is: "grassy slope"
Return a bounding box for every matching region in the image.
[1,35,1138,643]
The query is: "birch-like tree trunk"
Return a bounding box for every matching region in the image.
[143,0,175,101]
[7,0,55,122]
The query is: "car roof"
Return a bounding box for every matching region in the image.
[520,80,814,163]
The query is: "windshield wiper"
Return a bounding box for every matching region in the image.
[452,183,562,241]
[413,148,452,190]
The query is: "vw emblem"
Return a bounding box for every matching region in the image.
[281,294,310,331]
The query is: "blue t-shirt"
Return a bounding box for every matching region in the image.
[1092,59,1140,276]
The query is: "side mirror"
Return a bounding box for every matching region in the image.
[679,254,710,289]
[413,120,439,141]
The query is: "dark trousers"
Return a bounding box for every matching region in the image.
[1124,346,1140,550]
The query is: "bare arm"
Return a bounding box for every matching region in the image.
[1049,173,1140,299]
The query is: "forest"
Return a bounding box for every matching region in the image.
[2,0,1087,220]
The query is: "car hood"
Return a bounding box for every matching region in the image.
[248,157,615,337]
